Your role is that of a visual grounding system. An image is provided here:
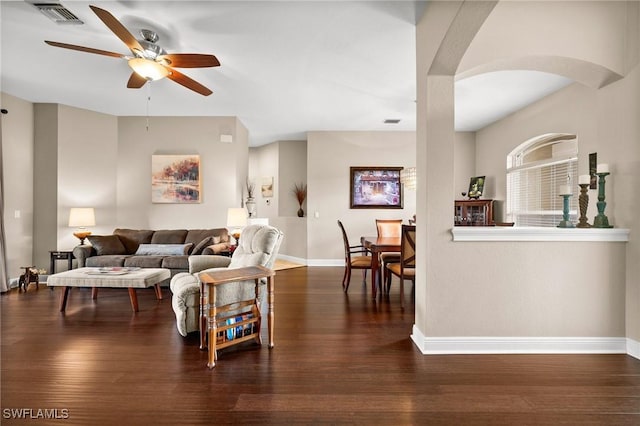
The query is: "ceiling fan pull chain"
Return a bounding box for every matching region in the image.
[146,83,152,131]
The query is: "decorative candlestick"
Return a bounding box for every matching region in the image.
[557,193,574,228]
[593,172,613,228]
[577,183,591,228]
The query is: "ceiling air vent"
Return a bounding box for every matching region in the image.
[30,2,84,24]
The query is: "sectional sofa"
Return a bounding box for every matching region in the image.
[72,228,231,277]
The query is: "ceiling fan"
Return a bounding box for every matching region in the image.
[45,5,219,96]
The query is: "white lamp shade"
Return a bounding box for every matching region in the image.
[226,207,248,228]
[68,208,96,227]
[128,58,169,81]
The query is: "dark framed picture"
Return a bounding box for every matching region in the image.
[468,176,485,199]
[589,152,597,189]
[350,167,403,209]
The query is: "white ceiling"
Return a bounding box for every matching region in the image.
[1,1,573,146]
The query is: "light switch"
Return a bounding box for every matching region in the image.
[14,210,20,219]
[314,211,320,218]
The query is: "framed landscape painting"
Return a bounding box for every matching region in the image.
[151,155,201,203]
[350,166,403,209]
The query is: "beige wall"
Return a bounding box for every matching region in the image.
[57,105,118,250]
[117,116,248,230]
[33,104,60,272]
[307,131,416,264]
[454,132,476,199]
[416,1,638,349]
[278,140,307,218]
[459,1,631,81]
[599,63,640,346]
[1,93,35,280]
[476,83,600,222]
[249,140,308,260]
[249,142,279,220]
[7,106,250,282]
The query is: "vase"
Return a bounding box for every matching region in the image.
[246,197,257,218]
[297,207,304,217]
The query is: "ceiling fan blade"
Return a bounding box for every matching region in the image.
[89,5,144,54]
[166,68,213,96]
[45,41,125,59]
[127,72,148,89]
[157,54,220,68]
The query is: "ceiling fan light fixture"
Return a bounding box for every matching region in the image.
[128,58,169,81]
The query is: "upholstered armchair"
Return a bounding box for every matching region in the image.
[170,224,283,337]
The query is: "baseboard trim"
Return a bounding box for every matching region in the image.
[627,338,640,360]
[411,325,629,355]
[276,254,307,265]
[306,258,343,267]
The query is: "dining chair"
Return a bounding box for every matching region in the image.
[375,219,403,238]
[385,224,416,309]
[337,220,372,292]
[376,219,403,292]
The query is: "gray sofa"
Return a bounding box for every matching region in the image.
[72,228,231,277]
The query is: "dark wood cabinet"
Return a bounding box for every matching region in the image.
[454,199,494,226]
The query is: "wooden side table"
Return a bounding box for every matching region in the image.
[198,265,275,369]
[49,250,75,274]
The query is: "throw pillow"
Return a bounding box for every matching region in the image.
[134,243,193,256]
[191,237,213,255]
[213,236,221,244]
[87,235,127,256]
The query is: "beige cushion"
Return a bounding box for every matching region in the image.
[351,256,372,267]
[387,264,415,278]
[202,243,229,255]
[229,225,281,270]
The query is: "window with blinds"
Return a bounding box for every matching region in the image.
[506,134,578,227]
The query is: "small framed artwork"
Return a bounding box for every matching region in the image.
[151,155,201,203]
[261,177,274,197]
[589,152,597,189]
[350,167,403,209]
[468,176,485,199]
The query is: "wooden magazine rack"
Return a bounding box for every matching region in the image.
[198,265,275,369]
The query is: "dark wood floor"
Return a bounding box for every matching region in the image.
[1,266,639,425]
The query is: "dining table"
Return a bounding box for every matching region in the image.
[361,236,401,299]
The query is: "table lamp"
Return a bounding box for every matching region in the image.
[227,207,248,246]
[68,207,95,245]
